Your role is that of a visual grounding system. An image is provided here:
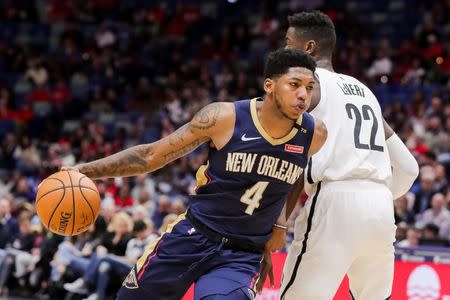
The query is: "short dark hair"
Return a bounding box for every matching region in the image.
[264,48,316,79]
[424,223,439,235]
[288,11,336,57]
[133,220,148,233]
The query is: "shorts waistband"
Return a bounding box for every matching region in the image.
[186,210,264,254]
[320,179,390,192]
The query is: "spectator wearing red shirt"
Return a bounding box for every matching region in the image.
[114,182,134,209]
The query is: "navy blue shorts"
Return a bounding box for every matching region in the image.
[116,213,262,300]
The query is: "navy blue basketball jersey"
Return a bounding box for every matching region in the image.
[189,98,315,245]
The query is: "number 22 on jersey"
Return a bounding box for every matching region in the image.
[345,103,384,152]
[240,181,269,215]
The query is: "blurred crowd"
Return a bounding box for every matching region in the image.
[0,0,449,299]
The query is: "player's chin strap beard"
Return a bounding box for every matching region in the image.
[273,92,294,121]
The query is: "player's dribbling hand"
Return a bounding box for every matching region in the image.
[255,249,274,294]
[265,226,287,252]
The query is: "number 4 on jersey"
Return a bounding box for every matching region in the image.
[240,181,269,215]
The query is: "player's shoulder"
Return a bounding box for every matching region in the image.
[194,101,235,121]
[191,101,235,133]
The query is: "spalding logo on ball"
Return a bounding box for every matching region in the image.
[35,170,101,236]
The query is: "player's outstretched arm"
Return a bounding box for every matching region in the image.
[64,102,234,179]
[382,119,419,199]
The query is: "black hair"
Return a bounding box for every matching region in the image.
[424,223,439,235]
[264,48,316,79]
[288,11,336,57]
[133,220,148,233]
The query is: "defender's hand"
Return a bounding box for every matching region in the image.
[265,226,287,252]
[256,250,274,294]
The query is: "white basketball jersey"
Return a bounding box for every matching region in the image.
[305,68,392,194]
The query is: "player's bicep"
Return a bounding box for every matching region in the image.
[151,123,210,167]
[308,118,327,156]
[151,102,225,167]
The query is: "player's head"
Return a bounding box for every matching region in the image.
[286,11,336,59]
[264,48,316,121]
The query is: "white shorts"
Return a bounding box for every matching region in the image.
[281,180,396,300]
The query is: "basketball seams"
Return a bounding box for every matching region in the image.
[79,175,100,196]
[46,182,66,231]
[36,185,97,206]
[36,186,65,205]
[67,171,76,236]
[78,176,96,225]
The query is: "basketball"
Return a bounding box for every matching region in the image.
[35,170,101,236]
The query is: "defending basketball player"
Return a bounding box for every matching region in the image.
[61,49,327,299]
[257,12,419,300]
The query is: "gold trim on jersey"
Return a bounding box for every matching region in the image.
[250,98,301,145]
[194,161,210,194]
[135,212,186,274]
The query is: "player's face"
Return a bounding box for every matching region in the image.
[274,67,315,120]
[285,27,306,51]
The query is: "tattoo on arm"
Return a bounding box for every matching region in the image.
[169,124,190,146]
[190,103,221,130]
[79,144,152,179]
[164,140,200,162]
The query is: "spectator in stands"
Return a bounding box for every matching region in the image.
[424,116,446,154]
[64,212,132,295]
[81,219,157,300]
[0,197,18,239]
[394,195,415,224]
[401,58,425,85]
[434,164,448,194]
[151,195,171,229]
[366,49,392,79]
[50,216,107,284]
[0,212,39,296]
[420,223,450,247]
[422,223,440,240]
[413,168,437,215]
[397,226,422,247]
[13,135,40,176]
[114,181,134,210]
[12,177,34,203]
[131,174,155,205]
[417,193,450,237]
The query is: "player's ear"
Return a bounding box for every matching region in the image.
[263,78,274,94]
[305,40,317,55]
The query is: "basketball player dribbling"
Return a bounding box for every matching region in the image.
[257,11,419,300]
[62,49,327,300]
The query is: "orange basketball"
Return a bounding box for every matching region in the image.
[35,170,101,236]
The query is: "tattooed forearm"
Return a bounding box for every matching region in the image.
[164,140,200,163]
[78,144,153,179]
[169,124,190,146]
[190,103,221,130]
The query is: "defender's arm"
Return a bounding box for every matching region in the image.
[383,119,419,199]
